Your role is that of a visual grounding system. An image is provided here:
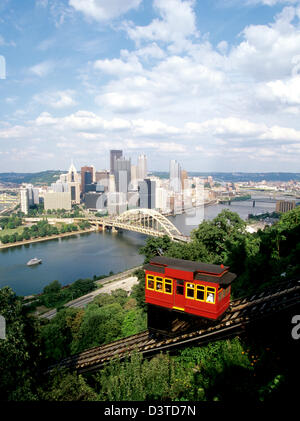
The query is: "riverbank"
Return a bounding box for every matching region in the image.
[0,227,96,249]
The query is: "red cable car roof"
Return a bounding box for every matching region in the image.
[144,256,236,285]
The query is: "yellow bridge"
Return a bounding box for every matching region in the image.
[87,209,190,243]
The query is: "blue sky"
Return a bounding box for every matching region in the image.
[1,0,300,172]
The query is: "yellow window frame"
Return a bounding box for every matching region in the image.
[185,282,195,300]
[146,274,155,290]
[155,276,164,293]
[206,286,216,304]
[195,285,205,302]
[164,278,173,295]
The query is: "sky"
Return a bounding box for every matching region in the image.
[1,0,300,173]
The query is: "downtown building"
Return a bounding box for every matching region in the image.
[52,163,81,205]
[44,191,72,211]
[110,150,123,176]
[20,184,40,215]
[138,178,156,209]
[81,166,94,195]
[169,160,182,193]
[137,154,147,180]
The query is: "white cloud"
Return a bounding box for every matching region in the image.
[134,43,166,60]
[186,117,266,137]
[246,0,300,5]
[35,112,58,126]
[0,125,34,139]
[132,119,181,136]
[69,0,141,21]
[125,0,199,49]
[227,6,300,81]
[92,51,226,116]
[126,139,186,152]
[260,125,300,141]
[96,91,150,113]
[33,90,77,108]
[264,75,300,104]
[29,60,55,77]
[94,56,143,76]
[36,0,49,7]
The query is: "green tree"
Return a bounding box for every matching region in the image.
[42,369,97,401]
[191,209,246,264]
[97,352,193,401]
[139,235,172,263]
[41,280,62,307]
[69,278,96,297]
[40,308,83,362]
[72,302,125,353]
[0,287,42,400]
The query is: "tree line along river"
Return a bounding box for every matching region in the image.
[0,198,276,296]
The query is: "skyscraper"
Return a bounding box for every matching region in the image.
[20,187,29,215]
[20,184,40,214]
[114,157,131,193]
[66,162,80,204]
[169,160,182,193]
[110,150,123,176]
[181,169,188,190]
[138,179,156,209]
[81,166,94,194]
[130,165,138,189]
[137,153,147,180]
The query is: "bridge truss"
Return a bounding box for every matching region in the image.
[91,208,189,243]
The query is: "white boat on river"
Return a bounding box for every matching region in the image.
[27,257,42,266]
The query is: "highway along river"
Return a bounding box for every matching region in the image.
[0,198,275,296]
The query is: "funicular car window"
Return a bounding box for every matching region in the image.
[206,287,216,303]
[186,283,195,299]
[164,278,172,294]
[147,275,154,290]
[176,280,184,295]
[196,285,205,301]
[155,276,163,292]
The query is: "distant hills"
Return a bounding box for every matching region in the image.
[0,171,64,186]
[0,170,300,186]
[152,172,300,182]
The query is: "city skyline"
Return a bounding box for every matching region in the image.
[1,1,300,172]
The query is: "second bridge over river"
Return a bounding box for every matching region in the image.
[86,208,190,243]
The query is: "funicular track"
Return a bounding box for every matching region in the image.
[50,280,300,374]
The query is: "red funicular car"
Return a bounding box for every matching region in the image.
[144,256,236,321]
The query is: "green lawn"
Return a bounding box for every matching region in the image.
[0,225,25,236]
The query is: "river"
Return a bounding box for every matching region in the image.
[0,197,276,296]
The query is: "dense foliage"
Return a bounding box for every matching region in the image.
[0,287,42,400]
[0,216,22,230]
[22,204,85,218]
[39,278,98,309]
[39,289,147,363]
[248,211,280,221]
[0,219,90,244]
